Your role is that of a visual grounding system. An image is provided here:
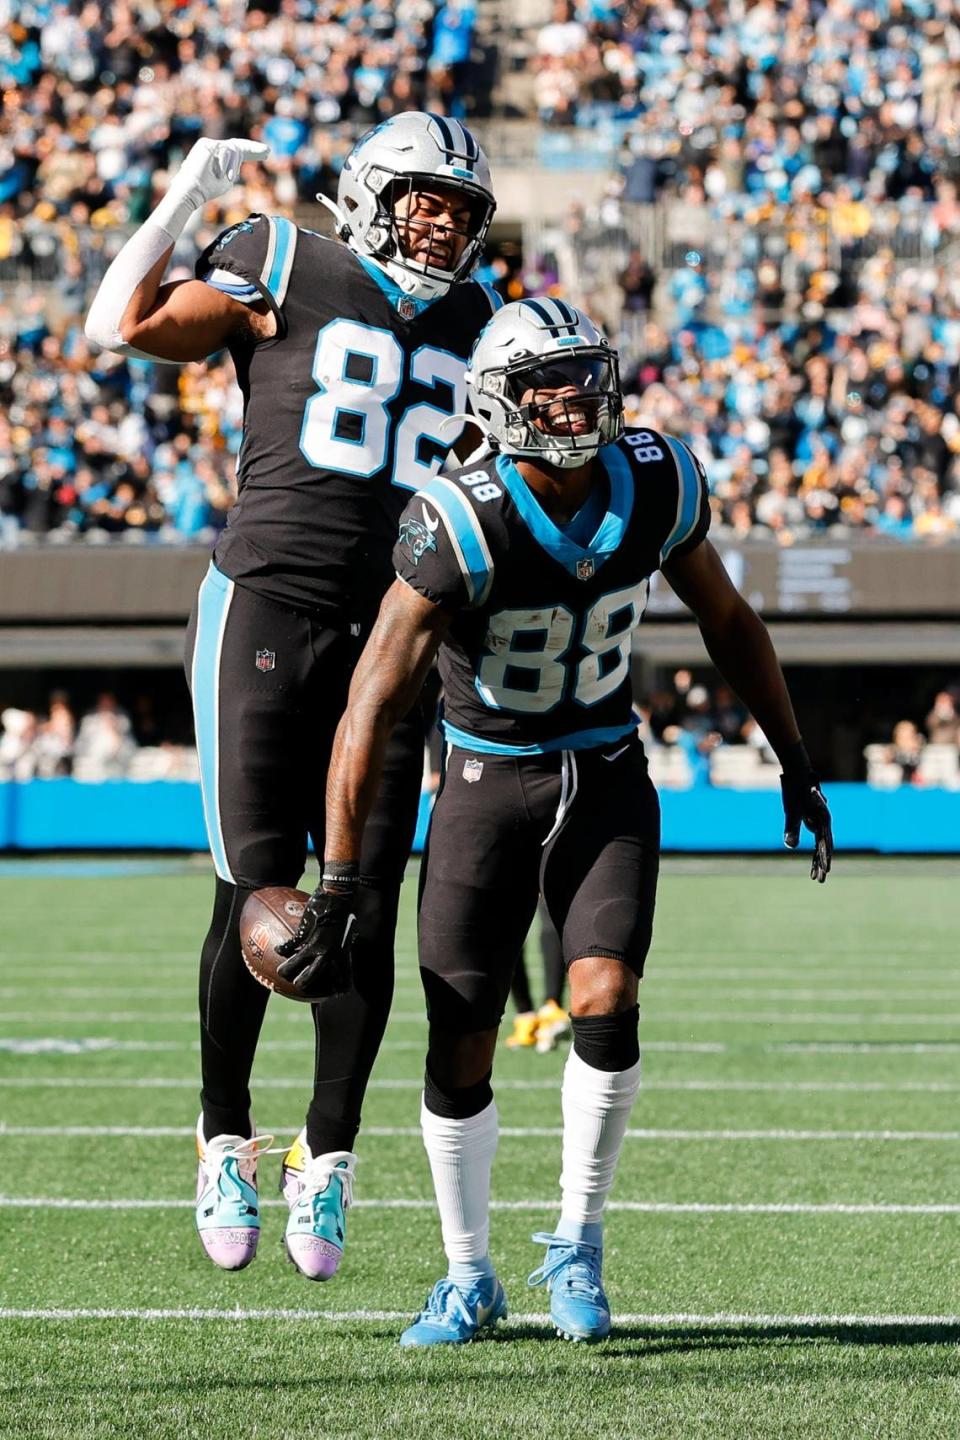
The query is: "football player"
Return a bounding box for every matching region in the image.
[278,300,833,1342]
[85,115,500,1278]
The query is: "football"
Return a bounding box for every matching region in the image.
[239,887,313,1002]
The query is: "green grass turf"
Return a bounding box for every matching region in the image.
[1,859,959,1439]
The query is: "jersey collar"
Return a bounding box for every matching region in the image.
[494,444,634,579]
[355,254,440,319]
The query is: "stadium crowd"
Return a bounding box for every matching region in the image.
[1,0,958,544]
[0,689,199,780]
[9,673,956,787]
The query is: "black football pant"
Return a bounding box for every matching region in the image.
[185,564,423,1151]
[419,733,660,1035]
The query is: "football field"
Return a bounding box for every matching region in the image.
[1,857,958,1439]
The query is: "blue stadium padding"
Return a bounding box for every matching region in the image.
[6,779,208,851]
[0,780,958,853]
[659,783,960,854]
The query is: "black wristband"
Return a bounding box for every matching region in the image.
[779,739,813,776]
[321,860,359,893]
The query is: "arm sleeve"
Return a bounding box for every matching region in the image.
[394,477,496,611]
[195,214,299,336]
[660,436,711,561]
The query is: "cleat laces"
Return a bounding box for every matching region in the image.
[297,1150,357,1214]
[527,1232,604,1302]
[198,1133,275,1211]
[416,1279,478,1329]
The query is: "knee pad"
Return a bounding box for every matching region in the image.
[423,1060,494,1120]
[570,1005,640,1072]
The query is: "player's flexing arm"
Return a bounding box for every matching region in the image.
[662,538,833,881]
[276,578,454,996]
[85,138,274,363]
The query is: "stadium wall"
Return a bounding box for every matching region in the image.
[4,544,959,623]
[2,780,957,855]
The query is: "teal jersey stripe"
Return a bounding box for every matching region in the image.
[264,216,296,304]
[443,718,636,756]
[479,282,503,313]
[420,479,494,606]
[661,437,702,560]
[191,563,234,883]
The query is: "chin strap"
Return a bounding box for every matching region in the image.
[439,412,499,466]
[315,191,351,238]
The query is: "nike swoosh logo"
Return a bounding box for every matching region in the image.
[602,744,630,762]
[475,1297,497,1324]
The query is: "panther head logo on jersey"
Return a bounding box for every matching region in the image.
[398,506,440,566]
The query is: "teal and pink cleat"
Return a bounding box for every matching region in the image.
[194,1119,273,1271]
[280,1129,357,1281]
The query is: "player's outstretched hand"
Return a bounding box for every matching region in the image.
[275,888,356,999]
[173,137,270,211]
[781,771,833,883]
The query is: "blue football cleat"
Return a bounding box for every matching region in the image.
[527,1232,611,1341]
[399,1275,508,1347]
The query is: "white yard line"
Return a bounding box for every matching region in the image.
[3,1009,958,1026]
[2,1125,958,1142]
[1,1196,956,1215]
[0,1038,727,1056]
[770,1042,960,1053]
[1,1074,959,1093]
[0,1306,956,1327]
[5,1037,960,1059]
[3,979,956,999]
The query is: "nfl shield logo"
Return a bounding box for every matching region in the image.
[397,297,417,321]
[576,557,595,581]
[463,757,484,783]
[255,649,275,673]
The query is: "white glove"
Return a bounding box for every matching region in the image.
[84,136,269,359]
[153,137,270,240]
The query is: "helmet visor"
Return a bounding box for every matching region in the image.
[505,355,613,405]
[505,352,618,438]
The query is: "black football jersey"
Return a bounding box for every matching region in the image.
[393,428,710,752]
[196,214,500,622]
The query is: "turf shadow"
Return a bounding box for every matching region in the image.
[597,1321,960,1352]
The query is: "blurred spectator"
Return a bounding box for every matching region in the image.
[73,691,135,778]
[0,708,40,780]
[36,688,75,776]
[619,249,655,315]
[885,719,926,785]
[925,690,960,746]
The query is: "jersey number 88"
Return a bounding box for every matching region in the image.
[475,580,649,714]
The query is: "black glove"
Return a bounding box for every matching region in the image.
[275,888,356,999]
[780,749,833,884]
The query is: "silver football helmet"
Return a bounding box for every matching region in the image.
[321,112,496,301]
[466,300,623,468]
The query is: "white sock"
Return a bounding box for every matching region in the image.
[420,1095,498,1283]
[558,1047,642,1240]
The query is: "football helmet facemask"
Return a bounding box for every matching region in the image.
[323,113,496,301]
[467,299,623,468]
